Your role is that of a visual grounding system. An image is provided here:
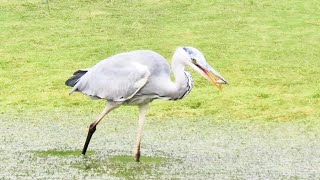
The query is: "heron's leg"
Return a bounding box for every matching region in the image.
[134,103,149,162]
[82,102,120,155]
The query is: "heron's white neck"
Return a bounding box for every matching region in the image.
[171,51,193,99]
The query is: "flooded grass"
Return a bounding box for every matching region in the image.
[0,112,320,179]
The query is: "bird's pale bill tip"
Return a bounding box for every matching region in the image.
[213,81,224,92]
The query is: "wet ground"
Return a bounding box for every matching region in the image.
[1,111,319,179]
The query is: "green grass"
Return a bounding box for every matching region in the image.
[109,155,166,163]
[73,155,168,178]
[34,150,165,163]
[1,0,319,121]
[34,150,95,157]
[33,150,167,178]
[1,2,319,178]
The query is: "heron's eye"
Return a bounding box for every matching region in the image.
[191,58,197,64]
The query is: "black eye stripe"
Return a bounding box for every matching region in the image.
[195,63,205,72]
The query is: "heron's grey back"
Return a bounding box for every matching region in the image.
[70,50,171,101]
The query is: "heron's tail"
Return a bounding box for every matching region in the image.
[65,69,88,87]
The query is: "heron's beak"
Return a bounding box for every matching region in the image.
[197,64,228,91]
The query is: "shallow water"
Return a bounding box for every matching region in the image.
[1,111,319,179]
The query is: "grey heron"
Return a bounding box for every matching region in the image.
[65,47,228,161]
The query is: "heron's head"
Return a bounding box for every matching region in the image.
[178,46,228,91]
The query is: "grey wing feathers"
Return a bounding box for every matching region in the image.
[70,62,150,101]
[65,69,89,87]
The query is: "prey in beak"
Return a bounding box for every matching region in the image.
[194,62,228,91]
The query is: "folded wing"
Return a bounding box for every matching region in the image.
[70,62,150,101]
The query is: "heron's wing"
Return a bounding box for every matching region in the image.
[71,62,150,101]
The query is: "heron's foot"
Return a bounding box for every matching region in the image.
[134,152,140,162]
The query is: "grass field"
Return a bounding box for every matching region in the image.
[1,0,320,179]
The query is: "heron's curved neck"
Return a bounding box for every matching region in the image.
[171,52,193,99]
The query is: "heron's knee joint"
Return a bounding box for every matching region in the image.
[89,123,96,133]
